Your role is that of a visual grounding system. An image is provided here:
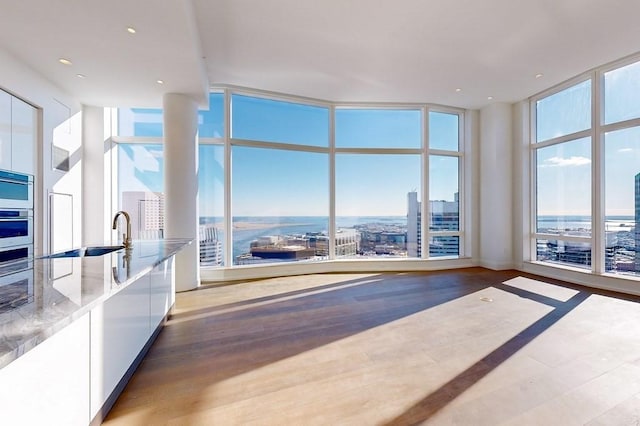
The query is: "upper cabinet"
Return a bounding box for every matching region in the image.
[0,90,36,176]
[0,91,11,171]
[11,96,36,175]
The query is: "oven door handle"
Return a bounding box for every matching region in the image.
[0,178,33,185]
[0,212,32,220]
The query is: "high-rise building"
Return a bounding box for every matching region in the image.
[199,225,223,266]
[407,191,460,257]
[407,191,421,257]
[635,173,640,272]
[429,193,460,256]
[121,191,165,239]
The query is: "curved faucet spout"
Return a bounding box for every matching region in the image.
[112,210,132,249]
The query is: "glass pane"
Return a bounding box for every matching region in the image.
[199,92,224,138]
[118,108,163,137]
[536,239,591,270]
[429,236,459,257]
[604,126,640,276]
[429,111,459,151]
[232,147,328,265]
[536,80,591,142]
[335,109,421,148]
[199,144,224,267]
[536,138,591,236]
[231,95,328,146]
[604,60,640,125]
[430,156,459,232]
[117,144,165,239]
[335,154,420,258]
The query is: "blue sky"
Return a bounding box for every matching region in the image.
[118,93,460,217]
[535,63,640,217]
[118,68,640,219]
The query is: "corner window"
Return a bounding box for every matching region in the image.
[532,57,640,278]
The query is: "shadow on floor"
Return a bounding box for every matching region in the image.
[381,281,590,425]
[106,268,601,424]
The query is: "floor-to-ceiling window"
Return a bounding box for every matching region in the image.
[603,59,640,276]
[230,94,329,265]
[114,93,225,265]
[335,107,421,258]
[114,88,466,272]
[531,56,640,278]
[428,111,462,257]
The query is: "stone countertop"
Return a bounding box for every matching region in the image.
[0,238,192,370]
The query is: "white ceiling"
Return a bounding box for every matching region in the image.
[1,0,640,109]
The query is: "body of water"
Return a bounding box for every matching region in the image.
[538,215,635,232]
[200,216,406,258]
[200,215,636,259]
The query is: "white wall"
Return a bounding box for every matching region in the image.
[0,48,83,254]
[479,103,513,269]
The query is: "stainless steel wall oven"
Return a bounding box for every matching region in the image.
[0,169,33,209]
[0,210,33,248]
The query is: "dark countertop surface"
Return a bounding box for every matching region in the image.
[0,239,192,370]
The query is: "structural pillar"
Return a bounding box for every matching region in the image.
[479,103,513,269]
[163,93,200,291]
[82,105,107,245]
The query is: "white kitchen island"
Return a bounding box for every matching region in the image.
[0,238,192,425]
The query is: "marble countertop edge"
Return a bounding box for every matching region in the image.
[0,238,192,371]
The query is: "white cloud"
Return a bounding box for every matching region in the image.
[618,148,634,153]
[540,156,591,168]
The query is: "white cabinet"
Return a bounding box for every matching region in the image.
[0,90,36,174]
[11,96,36,175]
[149,257,174,331]
[0,313,91,426]
[90,272,150,417]
[0,90,11,171]
[0,255,177,425]
[90,256,175,419]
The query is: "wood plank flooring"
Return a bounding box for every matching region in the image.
[103,268,640,425]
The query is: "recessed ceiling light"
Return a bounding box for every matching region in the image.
[455,88,462,93]
[156,79,164,84]
[127,27,136,34]
[76,73,86,79]
[59,58,72,65]
[535,73,544,79]
[487,96,493,100]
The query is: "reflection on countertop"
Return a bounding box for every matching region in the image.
[0,238,192,370]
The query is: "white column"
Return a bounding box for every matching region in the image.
[479,103,513,269]
[82,105,105,245]
[163,93,200,291]
[512,101,530,269]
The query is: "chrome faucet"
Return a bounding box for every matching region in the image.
[112,211,132,249]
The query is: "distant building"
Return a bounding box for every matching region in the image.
[407,191,421,257]
[358,226,406,255]
[199,224,223,266]
[408,191,460,257]
[306,229,358,258]
[250,245,316,260]
[122,191,164,239]
[429,194,460,257]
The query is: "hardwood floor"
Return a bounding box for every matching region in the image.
[103,268,640,425]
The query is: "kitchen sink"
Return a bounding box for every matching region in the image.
[40,245,125,259]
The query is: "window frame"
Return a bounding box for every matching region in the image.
[113,86,469,276]
[529,54,640,280]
